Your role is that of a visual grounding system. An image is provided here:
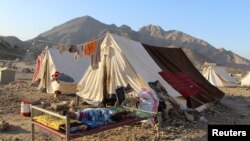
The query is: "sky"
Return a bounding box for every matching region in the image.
[0,0,249,60]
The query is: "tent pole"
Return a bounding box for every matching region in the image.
[102,55,107,107]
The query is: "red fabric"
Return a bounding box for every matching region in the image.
[32,55,43,82]
[159,72,206,97]
[83,40,97,56]
[52,71,60,79]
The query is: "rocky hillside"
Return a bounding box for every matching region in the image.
[39,16,110,43]
[0,36,31,50]
[2,16,249,70]
[0,38,25,60]
[37,16,250,70]
[138,25,250,69]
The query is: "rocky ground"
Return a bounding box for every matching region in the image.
[0,62,250,141]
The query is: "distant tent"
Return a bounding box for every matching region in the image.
[36,48,90,94]
[77,33,224,110]
[241,72,250,86]
[202,66,237,86]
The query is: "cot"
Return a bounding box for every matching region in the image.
[31,105,160,141]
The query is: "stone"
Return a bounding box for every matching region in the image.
[0,120,9,131]
[184,112,194,122]
[199,116,208,123]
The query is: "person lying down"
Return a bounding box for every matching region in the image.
[65,107,132,133]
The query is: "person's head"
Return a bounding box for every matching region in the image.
[64,110,77,119]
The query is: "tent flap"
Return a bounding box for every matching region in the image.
[142,43,225,108]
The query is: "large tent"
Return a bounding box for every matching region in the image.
[36,48,90,94]
[241,72,250,86]
[202,66,237,87]
[77,33,224,110]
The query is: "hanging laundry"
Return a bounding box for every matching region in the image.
[76,44,83,54]
[83,40,97,56]
[90,39,101,69]
[68,45,78,53]
[73,52,79,61]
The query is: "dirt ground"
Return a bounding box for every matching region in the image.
[0,62,250,141]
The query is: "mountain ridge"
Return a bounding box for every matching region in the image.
[1,15,250,70]
[0,37,25,59]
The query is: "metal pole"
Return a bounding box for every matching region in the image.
[31,106,35,141]
[76,95,79,106]
[65,116,70,141]
[31,105,66,119]
[102,55,107,107]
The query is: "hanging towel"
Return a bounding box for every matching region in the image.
[83,40,97,56]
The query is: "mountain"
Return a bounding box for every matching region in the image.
[0,36,32,50]
[39,16,140,43]
[35,16,250,70]
[0,38,25,59]
[39,16,110,43]
[138,25,250,69]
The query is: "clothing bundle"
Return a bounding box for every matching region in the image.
[53,36,103,69]
[83,39,101,69]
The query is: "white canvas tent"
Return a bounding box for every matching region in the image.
[77,33,224,111]
[77,33,163,105]
[37,48,90,94]
[241,72,250,86]
[202,66,237,86]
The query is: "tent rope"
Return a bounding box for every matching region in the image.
[32,34,106,46]
[189,95,236,124]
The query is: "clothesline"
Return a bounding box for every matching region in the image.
[33,39,84,46]
[33,33,105,69]
[32,33,106,47]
